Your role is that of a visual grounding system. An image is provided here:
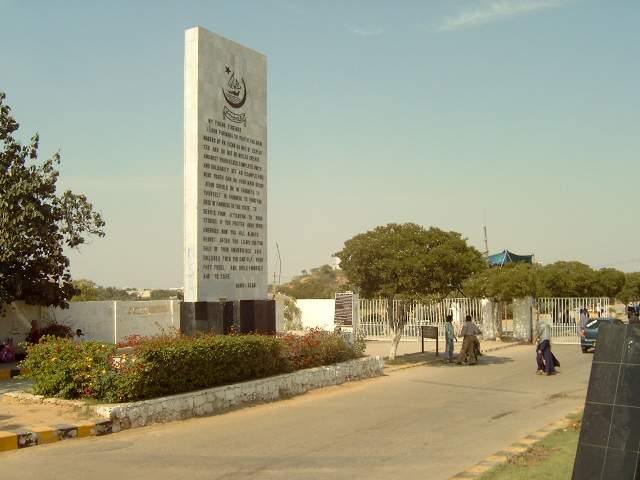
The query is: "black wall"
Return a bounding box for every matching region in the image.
[572,323,640,479]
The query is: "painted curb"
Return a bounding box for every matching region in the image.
[384,341,526,373]
[0,419,113,453]
[447,406,583,479]
[0,367,23,380]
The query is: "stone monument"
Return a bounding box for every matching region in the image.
[182,26,273,334]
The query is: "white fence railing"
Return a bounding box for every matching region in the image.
[536,297,611,344]
[358,297,612,344]
[359,298,483,340]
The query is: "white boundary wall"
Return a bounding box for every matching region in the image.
[0,300,180,344]
[296,299,335,330]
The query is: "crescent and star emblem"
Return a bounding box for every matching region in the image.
[222,66,247,109]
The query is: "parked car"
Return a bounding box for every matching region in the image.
[580,317,624,353]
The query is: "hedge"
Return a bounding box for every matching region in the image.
[21,330,363,402]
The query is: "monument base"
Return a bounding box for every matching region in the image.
[180,300,275,336]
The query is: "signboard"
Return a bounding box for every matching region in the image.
[421,325,439,356]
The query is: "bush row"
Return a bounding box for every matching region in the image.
[21,330,364,402]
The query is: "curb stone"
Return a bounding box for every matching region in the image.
[0,367,23,380]
[0,419,113,453]
[1,357,384,444]
[447,406,583,479]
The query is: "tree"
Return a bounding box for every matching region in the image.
[150,289,183,300]
[618,273,640,304]
[0,93,105,308]
[464,263,538,302]
[335,223,485,359]
[71,279,137,302]
[594,268,626,299]
[536,261,622,298]
[278,264,349,299]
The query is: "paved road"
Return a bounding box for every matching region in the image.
[0,345,591,480]
[0,377,33,395]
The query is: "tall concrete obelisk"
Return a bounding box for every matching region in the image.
[183,26,267,304]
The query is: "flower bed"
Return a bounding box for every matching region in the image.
[21,330,363,403]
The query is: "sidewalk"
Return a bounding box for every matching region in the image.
[365,338,523,359]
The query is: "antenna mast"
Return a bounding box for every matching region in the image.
[483,225,490,259]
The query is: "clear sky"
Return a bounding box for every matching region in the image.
[2,0,639,288]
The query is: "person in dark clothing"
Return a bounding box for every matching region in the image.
[457,315,481,365]
[536,322,559,375]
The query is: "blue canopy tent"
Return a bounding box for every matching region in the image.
[488,250,534,267]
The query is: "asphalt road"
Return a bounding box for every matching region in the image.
[0,344,592,480]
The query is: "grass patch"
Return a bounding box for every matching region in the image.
[479,414,582,480]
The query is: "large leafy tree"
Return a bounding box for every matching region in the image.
[0,93,105,307]
[464,263,538,302]
[335,223,485,359]
[465,262,625,301]
[618,273,640,304]
[594,268,626,299]
[536,261,625,299]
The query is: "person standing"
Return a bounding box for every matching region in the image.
[444,314,457,363]
[536,321,559,375]
[457,315,481,365]
[579,308,590,332]
[628,306,639,325]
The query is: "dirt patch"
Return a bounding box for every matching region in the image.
[0,397,101,431]
[508,445,560,467]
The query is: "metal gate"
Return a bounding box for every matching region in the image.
[359,298,483,340]
[536,297,610,344]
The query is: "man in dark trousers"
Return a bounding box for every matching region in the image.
[457,315,481,365]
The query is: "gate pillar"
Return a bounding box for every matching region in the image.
[513,297,535,342]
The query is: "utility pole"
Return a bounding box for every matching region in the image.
[483,225,490,262]
[272,271,277,299]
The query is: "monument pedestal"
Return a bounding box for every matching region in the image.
[180,300,275,336]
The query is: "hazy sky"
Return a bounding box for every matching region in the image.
[2,0,639,288]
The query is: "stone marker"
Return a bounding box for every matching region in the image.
[182,26,273,334]
[572,323,640,479]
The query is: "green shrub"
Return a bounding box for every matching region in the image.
[25,321,73,344]
[21,336,116,399]
[111,333,291,401]
[282,330,358,370]
[23,330,362,402]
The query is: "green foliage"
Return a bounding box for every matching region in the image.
[71,279,137,302]
[150,289,183,300]
[25,321,73,344]
[21,337,116,399]
[536,261,600,297]
[335,223,485,299]
[111,334,290,401]
[278,264,348,299]
[537,262,626,299]
[282,330,358,370]
[22,331,361,402]
[0,93,105,308]
[618,272,640,304]
[464,264,538,302]
[71,280,182,301]
[464,261,628,301]
[595,268,626,299]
